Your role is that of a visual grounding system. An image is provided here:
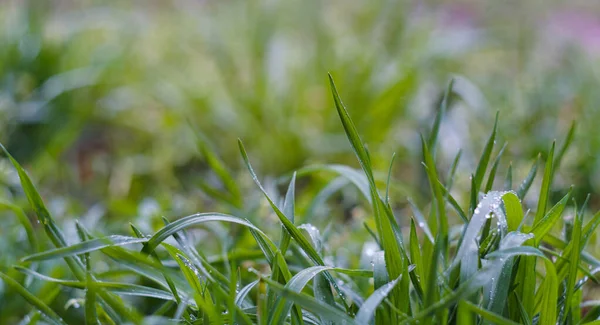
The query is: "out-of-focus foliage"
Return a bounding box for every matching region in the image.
[1,0,600,322]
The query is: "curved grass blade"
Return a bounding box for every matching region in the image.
[269,266,334,325]
[141,212,275,255]
[235,280,259,308]
[0,200,38,251]
[355,276,401,325]
[15,266,180,302]
[1,143,140,324]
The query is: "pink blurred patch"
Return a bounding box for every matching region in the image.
[546,10,600,56]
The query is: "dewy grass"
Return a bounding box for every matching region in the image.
[1,76,599,325]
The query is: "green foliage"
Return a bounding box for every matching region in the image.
[1,74,600,325]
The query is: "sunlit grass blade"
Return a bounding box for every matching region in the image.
[502,192,524,232]
[0,271,67,325]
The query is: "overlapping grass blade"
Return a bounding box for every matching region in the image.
[239,139,349,310]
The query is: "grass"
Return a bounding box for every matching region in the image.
[1,75,600,324]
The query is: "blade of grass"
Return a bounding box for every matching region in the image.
[0,272,67,325]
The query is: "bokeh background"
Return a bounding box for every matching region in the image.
[1,0,600,321]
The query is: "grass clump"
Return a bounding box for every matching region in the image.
[0,75,599,325]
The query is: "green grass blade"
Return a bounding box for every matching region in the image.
[563,198,583,324]
[239,139,349,311]
[534,142,555,224]
[484,142,507,193]
[280,172,297,255]
[328,74,407,315]
[421,136,448,258]
[141,212,275,255]
[0,200,38,252]
[22,236,147,262]
[502,192,524,232]
[530,188,571,246]
[462,300,520,325]
[516,155,539,199]
[0,272,67,325]
[252,269,357,325]
[446,149,462,191]
[471,111,498,208]
[408,198,434,243]
[428,78,455,153]
[553,121,576,174]
[355,276,401,324]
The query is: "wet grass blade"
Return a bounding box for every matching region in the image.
[239,139,349,310]
[329,74,406,314]
[252,268,357,325]
[355,276,401,324]
[0,271,67,325]
[141,212,275,255]
[22,236,147,262]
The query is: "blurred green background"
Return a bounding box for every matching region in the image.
[1,0,600,319]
